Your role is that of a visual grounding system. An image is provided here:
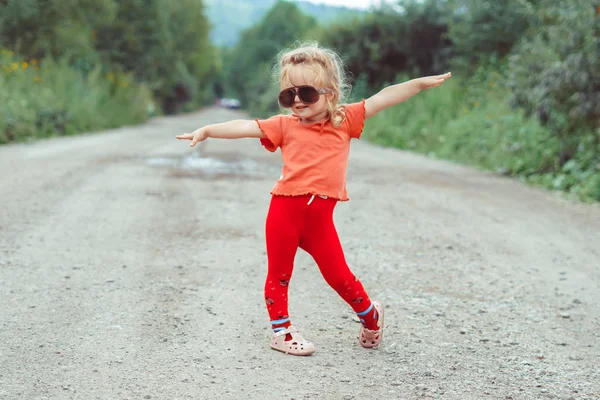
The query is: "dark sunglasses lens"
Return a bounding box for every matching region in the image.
[298,86,320,104]
[278,89,295,107]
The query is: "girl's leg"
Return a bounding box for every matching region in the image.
[264,196,302,333]
[299,197,380,331]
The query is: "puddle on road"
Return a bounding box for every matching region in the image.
[145,153,278,180]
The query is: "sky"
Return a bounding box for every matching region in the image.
[296,0,386,10]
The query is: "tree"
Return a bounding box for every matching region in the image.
[95,0,215,113]
[225,0,317,114]
[0,0,117,62]
[446,0,534,72]
[319,0,451,90]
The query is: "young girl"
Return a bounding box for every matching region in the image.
[176,42,451,356]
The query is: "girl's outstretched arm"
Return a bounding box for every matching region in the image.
[176,119,266,147]
[364,72,451,119]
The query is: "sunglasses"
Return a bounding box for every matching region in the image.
[278,85,334,108]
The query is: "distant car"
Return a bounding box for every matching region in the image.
[220,98,241,109]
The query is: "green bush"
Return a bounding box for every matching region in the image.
[364,76,464,152]
[0,0,215,115]
[0,49,151,143]
[508,0,599,165]
[364,68,599,202]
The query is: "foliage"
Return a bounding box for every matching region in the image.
[0,0,117,61]
[95,0,215,114]
[225,1,318,114]
[318,0,451,89]
[446,0,536,72]
[0,49,151,144]
[508,0,599,163]
[0,0,215,115]
[364,64,599,202]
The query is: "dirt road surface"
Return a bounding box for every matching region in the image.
[1,107,599,400]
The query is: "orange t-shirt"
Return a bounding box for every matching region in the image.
[255,100,366,201]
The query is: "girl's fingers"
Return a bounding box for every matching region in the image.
[176,133,192,140]
[426,79,444,88]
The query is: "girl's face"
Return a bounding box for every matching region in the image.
[281,64,333,123]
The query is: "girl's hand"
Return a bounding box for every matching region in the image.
[176,128,208,147]
[419,72,452,90]
[364,72,453,119]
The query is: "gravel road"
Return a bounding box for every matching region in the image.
[1,107,599,400]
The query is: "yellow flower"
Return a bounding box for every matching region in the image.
[11,62,19,71]
[34,76,41,83]
[22,61,28,69]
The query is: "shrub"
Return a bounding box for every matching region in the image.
[364,67,599,202]
[508,0,599,165]
[0,50,151,143]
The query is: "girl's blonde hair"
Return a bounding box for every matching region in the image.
[273,41,351,127]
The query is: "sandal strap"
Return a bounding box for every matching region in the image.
[273,325,298,337]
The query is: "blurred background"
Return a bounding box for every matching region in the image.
[0,0,598,201]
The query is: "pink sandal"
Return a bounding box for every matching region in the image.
[270,326,316,356]
[359,300,384,348]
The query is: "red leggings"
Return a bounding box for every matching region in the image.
[264,194,372,324]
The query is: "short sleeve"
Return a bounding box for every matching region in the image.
[255,115,285,152]
[343,99,366,139]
